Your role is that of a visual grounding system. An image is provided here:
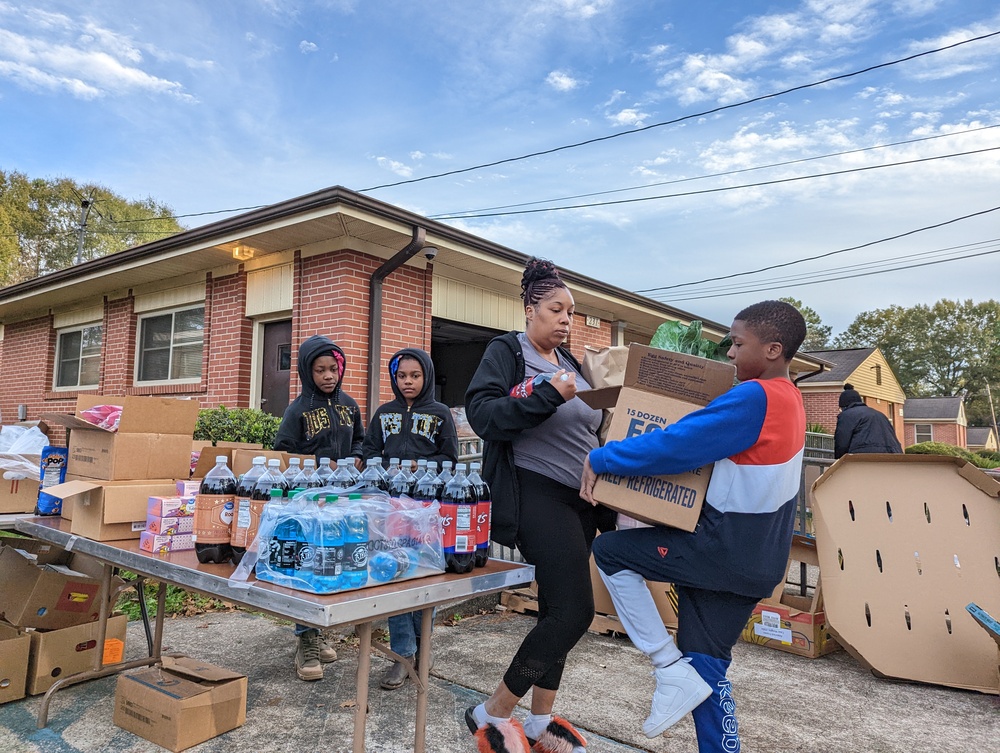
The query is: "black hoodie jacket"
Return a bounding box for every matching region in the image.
[361,348,459,465]
[273,335,365,460]
[834,401,903,459]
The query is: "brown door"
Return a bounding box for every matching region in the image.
[260,320,292,417]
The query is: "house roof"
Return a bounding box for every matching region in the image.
[967,426,994,445]
[797,348,876,384]
[903,396,964,420]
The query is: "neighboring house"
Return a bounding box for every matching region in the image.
[796,347,906,446]
[903,397,967,449]
[0,184,826,442]
[967,426,998,453]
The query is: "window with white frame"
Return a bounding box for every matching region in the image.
[914,423,933,443]
[136,306,204,383]
[54,324,102,389]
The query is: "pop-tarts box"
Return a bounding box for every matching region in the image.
[139,532,194,553]
[577,345,735,532]
[147,496,195,518]
[146,514,195,535]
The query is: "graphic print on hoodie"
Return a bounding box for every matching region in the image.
[362,348,459,465]
[273,335,365,461]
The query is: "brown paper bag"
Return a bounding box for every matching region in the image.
[581,345,629,388]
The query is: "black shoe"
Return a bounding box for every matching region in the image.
[465,706,479,735]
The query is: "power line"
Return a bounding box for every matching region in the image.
[429,124,1000,218]
[636,204,1000,293]
[360,29,1000,193]
[650,238,1000,298]
[649,246,1000,303]
[429,145,1000,219]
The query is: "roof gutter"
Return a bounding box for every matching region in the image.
[794,363,826,385]
[367,226,426,420]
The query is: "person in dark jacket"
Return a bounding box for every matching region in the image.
[834,383,903,458]
[273,335,365,463]
[464,258,613,753]
[362,347,458,690]
[273,335,364,681]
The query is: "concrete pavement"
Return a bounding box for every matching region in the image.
[1,603,997,752]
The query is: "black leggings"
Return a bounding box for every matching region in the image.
[502,468,601,697]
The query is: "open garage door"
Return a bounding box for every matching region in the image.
[430,318,503,407]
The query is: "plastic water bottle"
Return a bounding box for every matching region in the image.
[359,458,389,492]
[311,498,345,593]
[346,459,363,483]
[441,463,476,573]
[231,456,267,566]
[294,497,320,586]
[342,496,369,589]
[261,488,286,577]
[194,456,237,564]
[283,457,302,485]
[316,456,335,485]
[469,462,492,568]
[509,371,567,398]
[369,548,419,583]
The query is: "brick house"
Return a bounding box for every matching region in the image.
[796,348,906,445]
[903,397,968,449]
[0,185,825,441]
[967,426,998,453]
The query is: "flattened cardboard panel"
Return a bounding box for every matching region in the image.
[813,455,1000,693]
[0,623,29,704]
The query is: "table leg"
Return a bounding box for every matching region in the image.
[353,621,372,753]
[413,606,434,753]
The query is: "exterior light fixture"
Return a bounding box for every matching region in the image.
[232,244,255,261]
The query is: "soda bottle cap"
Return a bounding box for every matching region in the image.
[325,495,339,503]
[367,458,378,466]
[443,461,453,469]
[320,457,331,465]
[254,456,265,464]
[216,456,228,463]
[269,489,282,498]
[456,463,467,472]
[268,459,280,467]
[289,458,300,465]
[304,459,316,467]
[348,493,362,499]
[390,458,400,464]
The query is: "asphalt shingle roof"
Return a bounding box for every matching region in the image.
[798,348,876,384]
[904,396,963,420]
[967,426,994,445]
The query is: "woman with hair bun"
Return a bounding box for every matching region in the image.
[463,257,613,752]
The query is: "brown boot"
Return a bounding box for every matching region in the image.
[319,636,337,663]
[295,631,324,681]
[379,657,412,690]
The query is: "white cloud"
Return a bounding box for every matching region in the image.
[375,156,413,177]
[606,107,650,127]
[246,32,280,59]
[409,151,425,160]
[0,25,193,100]
[546,70,582,91]
[604,89,626,106]
[431,152,453,160]
[299,40,318,54]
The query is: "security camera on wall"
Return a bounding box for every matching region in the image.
[423,246,438,261]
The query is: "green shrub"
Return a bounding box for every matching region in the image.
[976,450,1000,463]
[905,441,1000,468]
[194,406,282,449]
[806,422,830,434]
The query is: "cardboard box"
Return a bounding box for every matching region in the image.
[41,396,199,481]
[0,621,30,704]
[590,553,678,629]
[27,614,127,695]
[139,531,194,553]
[146,514,194,534]
[191,448,311,479]
[114,655,248,752]
[577,345,735,531]
[0,470,40,514]
[0,543,109,630]
[741,536,839,658]
[43,478,178,541]
[812,455,1000,693]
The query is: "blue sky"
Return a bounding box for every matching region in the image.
[2,0,999,334]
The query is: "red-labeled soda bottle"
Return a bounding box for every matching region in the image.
[468,461,491,568]
[441,463,475,573]
[193,456,237,564]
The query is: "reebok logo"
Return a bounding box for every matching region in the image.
[657,547,669,558]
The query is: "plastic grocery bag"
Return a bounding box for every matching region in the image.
[228,487,445,596]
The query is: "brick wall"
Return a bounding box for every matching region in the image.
[292,249,431,419]
[566,313,612,365]
[802,392,840,434]
[905,422,966,448]
[101,296,135,395]
[204,271,252,408]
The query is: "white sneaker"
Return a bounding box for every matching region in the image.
[643,658,712,738]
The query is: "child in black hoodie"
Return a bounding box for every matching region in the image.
[362,347,458,690]
[274,334,365,681]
